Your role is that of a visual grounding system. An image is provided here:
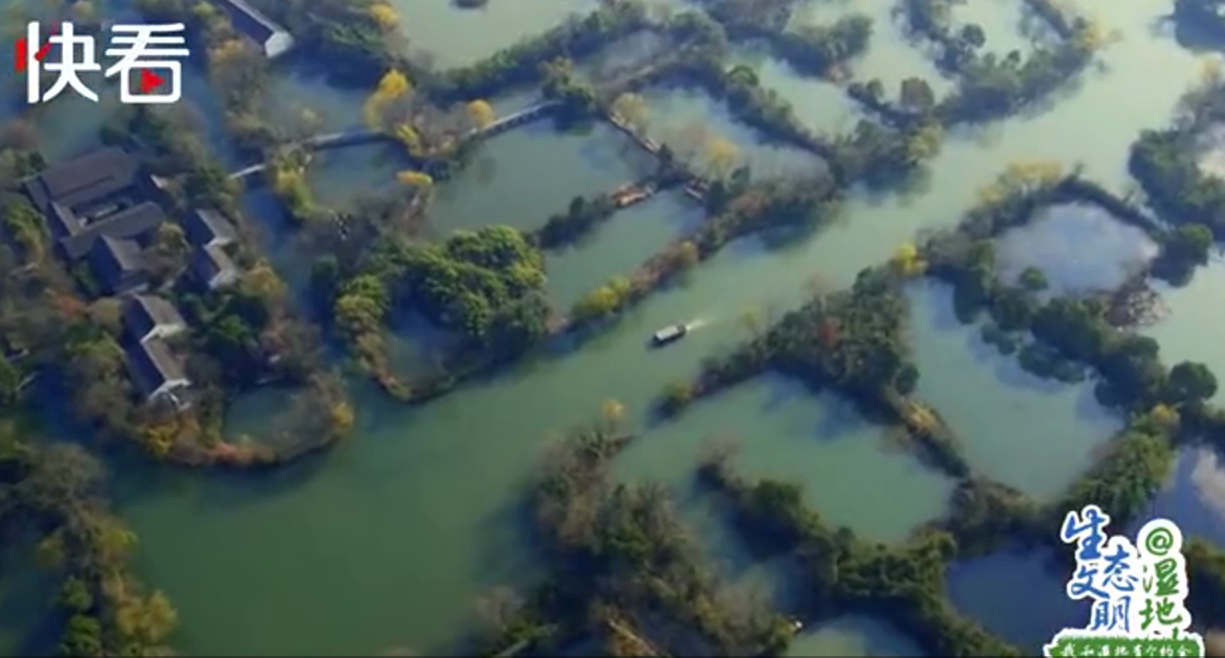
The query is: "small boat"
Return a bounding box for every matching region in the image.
[651,323,687,347]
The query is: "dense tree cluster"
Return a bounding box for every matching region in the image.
[134,0,275,154]
[895,0,1105,125]
[533,194,619,249]
[923,166,1220,414]
[700,0,872,76]
[315,224,551,390]
[1131,126,1225,236]
[246,0,409,86]
[696,456,1021,656]
[676,267,917,409]
[475,420,796,656]
[0,427,176,656]
[437,1,650,101]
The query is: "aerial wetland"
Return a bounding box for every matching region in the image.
[7,0,1225,654]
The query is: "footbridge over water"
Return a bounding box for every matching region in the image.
[229,100,562,180]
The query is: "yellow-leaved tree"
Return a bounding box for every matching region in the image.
[392,124,423,155]
[396,170,433,187]
[601,399,625,424]
[611,93,649,132]
[704,135,738,178]
[676,240,698,268]
[976,160,1063,206]
[208,38,245,64]
[890,242,927,277]
[364,70,412,129]
[572,276,632,320]
[241,261,287,301]
[466,99,495,129]
[1201,56,1224,88]
[368,2,399,28]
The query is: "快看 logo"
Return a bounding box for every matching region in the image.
[14,20,189,105]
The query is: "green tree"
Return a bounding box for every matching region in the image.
[1163,223,1213,266]
[899,77,936,111]
[1167,361,1218,405]
[59,615,103,656]
[0,359,21,408]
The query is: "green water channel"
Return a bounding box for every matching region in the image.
[3,0,1225,653]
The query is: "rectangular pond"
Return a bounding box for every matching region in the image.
[390,0,600,69]
[732,46,866,136]
[947,546,1087,653]
[637,86,827,176]
[544,190,705,308]
[616,374,956,544]
[427,119,651,234]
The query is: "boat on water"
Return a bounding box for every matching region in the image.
[651,323,687,347]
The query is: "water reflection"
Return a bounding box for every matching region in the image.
[908,281,1121,501]
[1195,123,1225,178]
[239,188,312,301]
[637,86,826,176]
[1138,446,1225,547]
[733,46,865,136]
[1142,259,1225,405]
[947,547,1087,653]
[784,616,924,656]
[264,72,368,134]
[388,0,599,69]
[306,144,405,211]
[789,0,952,94]
[429,121,649,233]
[949,0,1056,56]
[617,374,956,544]
[996,203,1158,294]
[0,546,58,656]
[544,190,704,308]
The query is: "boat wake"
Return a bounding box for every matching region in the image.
[684,316,712,331]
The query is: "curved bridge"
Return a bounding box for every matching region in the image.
[229,101,561,180]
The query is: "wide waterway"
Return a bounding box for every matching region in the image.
[4,0,1225,654]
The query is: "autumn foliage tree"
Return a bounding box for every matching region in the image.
[611,93,649,132]
[368,1,399,28]
[890,242,927,277]
[572,276,633,321]
[466,99,496,129]
[364,70,481,165]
